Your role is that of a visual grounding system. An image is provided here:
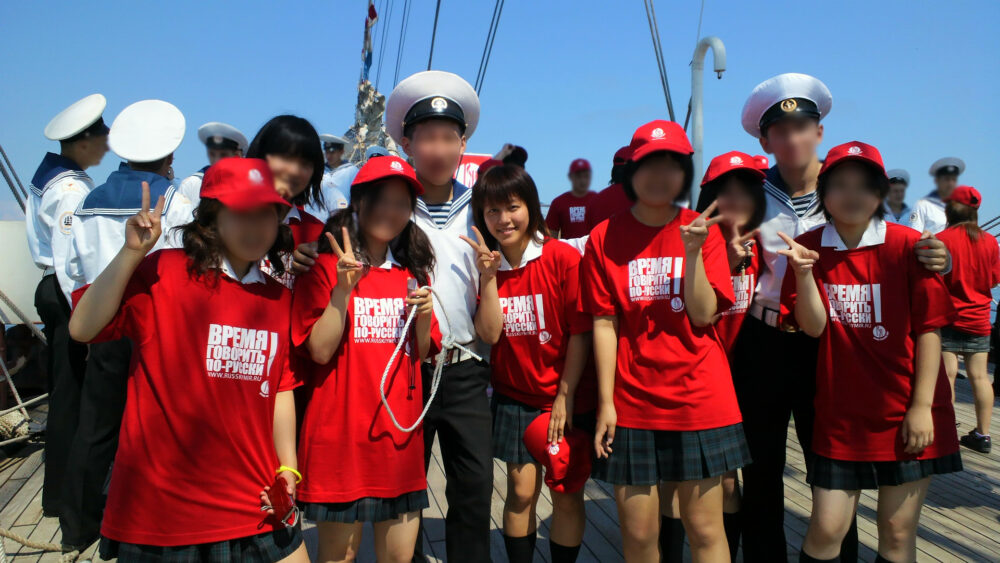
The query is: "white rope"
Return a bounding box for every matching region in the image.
[378,286,480,433]
[0,289,46,344]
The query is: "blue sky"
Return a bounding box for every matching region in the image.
[1,0,998,225]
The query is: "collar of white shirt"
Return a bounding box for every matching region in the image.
[499,235,544,271]
[220,256,267,284]
[283,206,301,225]
[821,218,887,251]
[375,247,401,270]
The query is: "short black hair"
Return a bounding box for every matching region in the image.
[471,164,549,252]
[246,115,325,208]
[622,151,694,203]
[695,169,767,232]
[816,161,889,221]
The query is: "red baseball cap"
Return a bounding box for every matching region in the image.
[200,157,291,211]
[523,412,593,494]
[628,120,693,163]
[352,155,424,195]
[612,146,632,166]
[944,185,982,209]
[753,154,769,171]
[701,151,766,186]
[569,158,591,174]
[818,141,887,179]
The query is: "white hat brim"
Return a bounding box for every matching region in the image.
[197,122,248,151]
[109,100,185,163]
[385,70,480,145]
[929,157,965,176]
[44,93,107,141]
[740,73,832,138]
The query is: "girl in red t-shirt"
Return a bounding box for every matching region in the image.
[580,120,751,562]
[466,164,595,563]
[291,156,441,563]
[779,141,961,563]
[936,186,998,454]
[69,158,308,562]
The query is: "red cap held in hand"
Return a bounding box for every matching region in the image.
[944,185,982,209]
[819,141,887,179]
[628,120,694,163]
[523,412,593,494]
[352,155,424,195]
[200,157,291,211]
[701,151,766,186]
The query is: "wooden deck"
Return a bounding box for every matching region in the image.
[1,375,997,562]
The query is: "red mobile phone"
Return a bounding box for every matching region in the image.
[266,476,298,527]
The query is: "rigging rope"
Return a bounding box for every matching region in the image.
[643,0,676,122]
[474,0,505,94]
[374,0,394,90]
[427,0,442,70]
[392,0,412,87]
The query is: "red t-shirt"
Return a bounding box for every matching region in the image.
[936,226,1000,336]
[715,246,760,358]
[579,208,741,431]
[264,207,326,289]
[73,249,298,546]
[780,222,959,461]
[546,191,598,239]
[491,238,596,412]
[586,184,633,228]
[292,253,442,503]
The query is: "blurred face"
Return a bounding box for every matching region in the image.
[715,176,756,230]
[822,162,882,227]
[760,119,823,168]
[359,179,413,245]
[207,147,241,165]
[934,173,958,199]
[483,194,530,249]
[632,153,685,208]
[265,154,314,201]
[887,181,907,207]
[216,205,281,265]
[78,135,110,168]
[399,120,466,186]
[324,145,344,168]
[569,169,592,194]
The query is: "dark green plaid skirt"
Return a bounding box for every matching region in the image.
[299,489,429,523]
[592,423,751,485]
[807,451,963,490]
[99,525,302,562]
[491,392,595,465]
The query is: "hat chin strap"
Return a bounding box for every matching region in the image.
[378,285,482,433]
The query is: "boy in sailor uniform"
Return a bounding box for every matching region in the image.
[909,157,965,234]
[177,121,247,205]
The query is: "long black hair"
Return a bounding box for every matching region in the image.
[471,164,549,251]
[317,179,435,286]
[246,115,325,208]
[622,151,695,203]
[695,169,767,232]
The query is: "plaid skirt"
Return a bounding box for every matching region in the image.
[99,526,302,563]
[299,490,429,523]
[491,392,596,465]
[592,423,751,485]
[941,326,991,354]
[807,452,964,490]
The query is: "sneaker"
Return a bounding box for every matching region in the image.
[960,430,992,454]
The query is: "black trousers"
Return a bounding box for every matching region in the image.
[60,338,130,546]
[732,315,857,562]
[34,274,87,516]
[413,358,493,563]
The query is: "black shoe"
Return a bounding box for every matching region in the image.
[960,430,992,454]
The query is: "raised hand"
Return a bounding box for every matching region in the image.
[326,227,364,290]
[124,181,165,255]
[405,286,434,317]
[914,230,949,272]
[680,200,725,254]
[459,226,502,280]
[725,223,760,272]
[776,231,820,277]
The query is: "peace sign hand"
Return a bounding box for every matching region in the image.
[725,225,760,272]
[776,231,820,277]
[459,226,501,280]
[679,200,725,254]
[325,227,364,290]
[124,181,165,255]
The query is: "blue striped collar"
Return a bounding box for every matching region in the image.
[78,167,176,216]
[764,165,820,216]
[29,152,89,197]
[415,179,471,227]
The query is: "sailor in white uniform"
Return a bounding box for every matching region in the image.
[305,133,355,219]
[884,168,911,224]
[177,121,247,205]
[909,157,965,234]
[25,93,110,521]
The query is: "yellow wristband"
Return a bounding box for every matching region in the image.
[277,465,302,484]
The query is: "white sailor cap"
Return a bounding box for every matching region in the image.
[741,73,832,138]
[197,122,248,152]
[365,145,390,159]
[44,93,110,142]
[109,100,185,163]
[320,134,348,148]
[929,157,965,177]
[385,70,480,144]
[886,169,910,185]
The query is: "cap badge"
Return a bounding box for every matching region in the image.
[547,443,560,455]
[390,160,404,171]
[430,97,448,110]
[248,169,264,184]
[848,146,862,155]
[650,127,665,139]
[780,98,798,112]
[729,156,743,165]
[212,135,223,144]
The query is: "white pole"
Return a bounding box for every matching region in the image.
[690,36,726,208]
